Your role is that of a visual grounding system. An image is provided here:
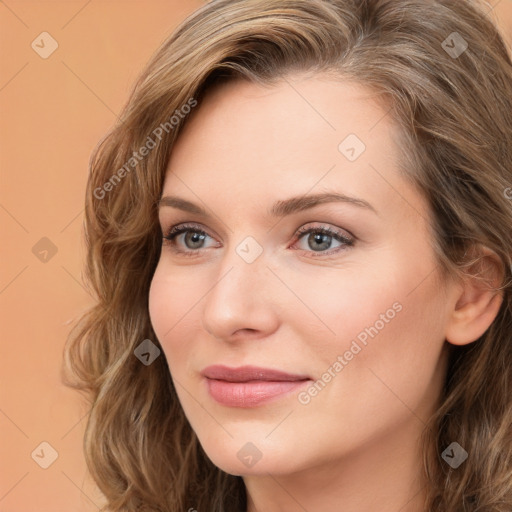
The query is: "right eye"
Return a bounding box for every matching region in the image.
[162,222,219,256]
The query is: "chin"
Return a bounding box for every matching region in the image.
[198,437,305,477]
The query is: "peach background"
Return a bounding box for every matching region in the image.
[0,1,510,511]
[0,2,203,511]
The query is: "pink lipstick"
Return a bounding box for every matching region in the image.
[201,365,312,407]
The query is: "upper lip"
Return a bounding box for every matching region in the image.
[201,365,311,383]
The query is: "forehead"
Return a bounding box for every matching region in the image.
[162,74,428,225]
[169,75,387,164]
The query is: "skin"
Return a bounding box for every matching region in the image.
[148,74,503,512]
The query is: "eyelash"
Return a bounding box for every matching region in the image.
[162,222,355,259]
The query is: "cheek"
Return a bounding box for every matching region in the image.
[148,263,203,365]
[279,265,404,362]
[371,284,447,387]
[294,247,446,387]
[307,272,447,426]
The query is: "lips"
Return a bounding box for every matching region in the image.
[201,365,312,407]
[201,365,310,382]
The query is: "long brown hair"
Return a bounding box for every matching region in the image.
[62,1,512,510]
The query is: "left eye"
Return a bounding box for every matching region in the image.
[293,225,354,256]
[162,223,354,257]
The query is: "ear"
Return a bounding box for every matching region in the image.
[445,245,505,346]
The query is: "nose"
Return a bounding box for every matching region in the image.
[201,249,280,342]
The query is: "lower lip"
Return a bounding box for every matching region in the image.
[205,378,311,407]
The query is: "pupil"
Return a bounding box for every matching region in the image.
[310,233,330,251]
[187,232,204,248]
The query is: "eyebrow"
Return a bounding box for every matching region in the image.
[158,191,377,218]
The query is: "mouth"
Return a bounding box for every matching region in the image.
[201,365,313,407]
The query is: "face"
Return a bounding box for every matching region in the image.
[148,74,452,477]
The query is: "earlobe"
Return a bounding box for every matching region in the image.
[445,246,505,346]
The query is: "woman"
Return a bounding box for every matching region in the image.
[63,0,512,510]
